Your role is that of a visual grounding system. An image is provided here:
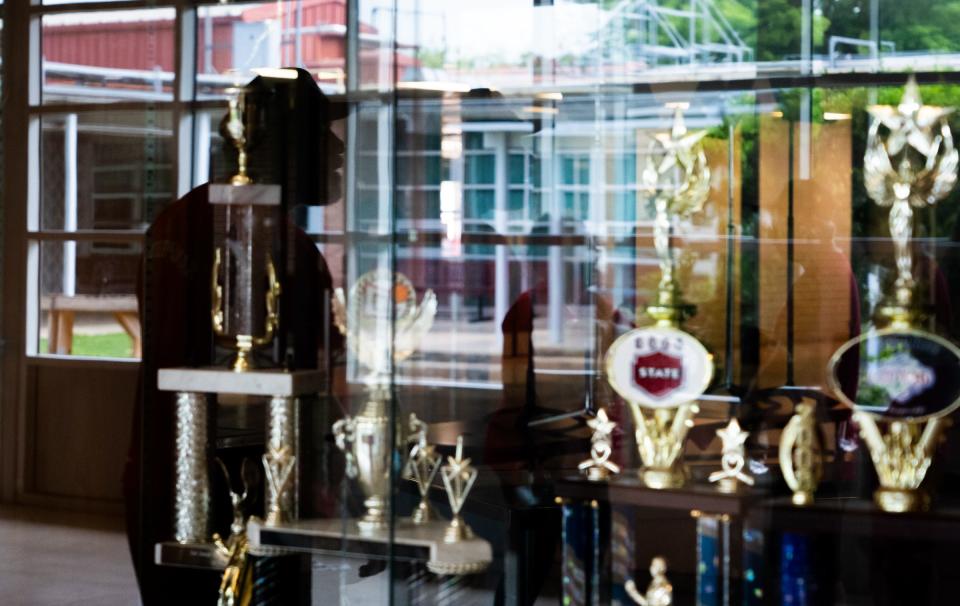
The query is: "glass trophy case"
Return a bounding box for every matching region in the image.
[138,2,960,605]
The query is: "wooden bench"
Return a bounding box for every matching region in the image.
[41,294,141,357]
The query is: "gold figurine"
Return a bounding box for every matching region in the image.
[578,408,621,481]
[709,418,754,492]
[403,413,441,525]
[222,83,254,186]
[604,105,714,489]
[779,403,822,506]
[440,436,478,543]
[212,459,255,606]
[625,556,673,606]
[263,445,296,526]
[828,77,960,512]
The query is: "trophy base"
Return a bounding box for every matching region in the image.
[444,516,474,544]
[410,500,434,525]
[641,467,686,490]
[357,512,389,533]
[585,467,612,482]
[875,488,928,513]
[791,490,815,506]
[714,477,741,494]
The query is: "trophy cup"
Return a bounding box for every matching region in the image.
[210,80,283,372]
[577,407,621,481]
[403,413,441,525]
[827,77,960,512]
[779,403,822,505]
[604,106,714,489]
[332,269,437,531]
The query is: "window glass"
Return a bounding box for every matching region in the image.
[36,239,142,359]
[41,9,175,103]
[40,110,174,232]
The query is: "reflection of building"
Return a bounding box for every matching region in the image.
[41,1,415,101]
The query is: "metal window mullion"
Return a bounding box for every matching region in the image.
[174,4,197,197]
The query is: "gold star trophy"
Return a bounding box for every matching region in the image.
[332,269,437,530]
[708,419,754,492]
[403,413,441,525]
[578,408,621,481]
[828,77,960,512]
[440,436,478,543]
[604,106,714,489]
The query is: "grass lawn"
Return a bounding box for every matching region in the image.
[40,332,134,358]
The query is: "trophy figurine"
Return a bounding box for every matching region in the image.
[708,418,754,492]
[625,556,673,606]
[440,436,478,543]
[212,458,256,606]
[403,413,441,525]
[578,407,621,481]
[779,403,822,505]
[210,79,283,371]
[828,77,960,512]
[605,106,714,489]
[263,445,296,526]
[332,269,437,531]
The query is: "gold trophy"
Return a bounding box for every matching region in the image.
[403,413,441,525]
[708,419,754,492]
[625,556,673,606]
[440,435,478,543]
[779,403,822,505]
[604,106,714,489]
[828,77,960,512]
[210,80,283,371]
[332,269,437,531]
[577,407,621,481]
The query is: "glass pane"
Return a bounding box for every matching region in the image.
[36,239,142,359]
[40,110,175,231]
[41,9,175,103]
[196,2,348,100]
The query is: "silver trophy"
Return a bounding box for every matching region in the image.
[332,269,437,531]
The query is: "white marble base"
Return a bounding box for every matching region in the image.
[158,367,324,397]
[209,183,281,206]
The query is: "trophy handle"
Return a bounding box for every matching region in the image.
[252,254,281,347]
[211,248,225,336]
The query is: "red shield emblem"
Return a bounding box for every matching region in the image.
[633,351,683,398]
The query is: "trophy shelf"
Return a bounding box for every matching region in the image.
[556,473,764,517]
[247,517,493,575]
[749,496,960,541]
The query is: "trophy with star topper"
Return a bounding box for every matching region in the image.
[332,269,437,530]
[827,77,960,512]
[578,408,621,481]
[403,413,441,525]
[440,436,479,543]
[708,419,754,493]
[604,105,714,489]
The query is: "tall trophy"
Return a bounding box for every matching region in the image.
[210,80,282,372]
[827,77,960,512]
[604,106,714,489]
[332,269,437,531]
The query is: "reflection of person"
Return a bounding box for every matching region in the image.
[123,69,345,605]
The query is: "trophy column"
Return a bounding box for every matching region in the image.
[266,395,298,523]
[173,391,210,544]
